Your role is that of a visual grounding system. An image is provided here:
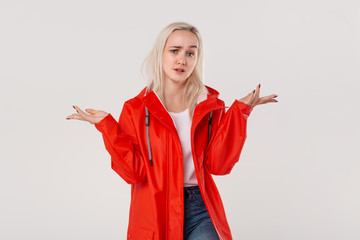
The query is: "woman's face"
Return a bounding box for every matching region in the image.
[162,30,199,86]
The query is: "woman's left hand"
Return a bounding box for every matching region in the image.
[238,84,278,108]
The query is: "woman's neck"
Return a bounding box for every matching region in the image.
[162,79,187,113]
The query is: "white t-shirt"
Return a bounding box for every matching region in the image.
[169,109,198,187]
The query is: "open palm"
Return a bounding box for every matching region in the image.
[238,84,278,107]
[66,105,108,124]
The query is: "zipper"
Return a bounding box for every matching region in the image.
[152,91,186,239]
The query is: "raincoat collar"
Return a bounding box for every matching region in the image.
[138,86,224,135]
[138,85,220,106]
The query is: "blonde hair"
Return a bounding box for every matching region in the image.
[142,22,208,118]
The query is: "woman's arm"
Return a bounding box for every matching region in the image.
[67,103,146,184]
[205,84,277,175]
[204,100,252,175]
[94,102,146,184]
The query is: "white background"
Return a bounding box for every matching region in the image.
[1,0,359,239]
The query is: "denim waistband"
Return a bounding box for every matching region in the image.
[184,185,200,195]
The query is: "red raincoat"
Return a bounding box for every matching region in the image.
[95,85,253,239]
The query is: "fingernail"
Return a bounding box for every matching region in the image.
[259,84,261,88]
[253,90,255,93]
[66,117,70,120]
[73,106,76,109]
[274,95,278,98]
[275,100,278,102]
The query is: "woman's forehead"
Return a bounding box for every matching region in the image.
[165,30,198,47]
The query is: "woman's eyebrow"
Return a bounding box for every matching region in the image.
[169,45,198,49]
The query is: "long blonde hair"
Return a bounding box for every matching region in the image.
[142,22,208,118]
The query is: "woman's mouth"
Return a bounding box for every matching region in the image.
[174,68,185,73]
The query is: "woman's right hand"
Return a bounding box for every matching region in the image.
[66,105,109,124]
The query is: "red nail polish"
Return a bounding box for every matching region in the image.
[73,106,75,109]
[66,117,70,120]
[274,95,278,98]
[259,84,261,88]
[253,90,255,93]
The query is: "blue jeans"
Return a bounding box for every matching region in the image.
[183,186,220,240]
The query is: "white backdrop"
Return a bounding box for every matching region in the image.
[1,0,359,239]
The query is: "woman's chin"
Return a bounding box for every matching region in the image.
[165,76,189,85]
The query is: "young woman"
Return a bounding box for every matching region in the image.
[66,22,278,240]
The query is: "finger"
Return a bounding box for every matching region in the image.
[249,87,258,106]
[247,91,254,100]
[257,99,278,105]
[262,94,278,101]
[248,91,257,106]
[248,90,256,107]
[256,83,261,97]
[74,105,89,118]
[73,105,95,123]
[73,105,79,112]
[257,98,276,105]
[85,108,97,115]
[254,83,261,100]
[66,113,86,121]
[257,94,278,105]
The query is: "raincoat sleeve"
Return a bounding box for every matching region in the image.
[94,102,146,184]
[205,100,253,175]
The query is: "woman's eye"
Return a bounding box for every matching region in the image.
[187,52,195,57]
[170,50,177,53]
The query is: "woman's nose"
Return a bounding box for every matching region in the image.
[177,54,186,65]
